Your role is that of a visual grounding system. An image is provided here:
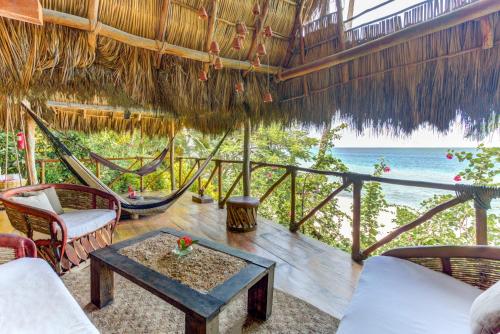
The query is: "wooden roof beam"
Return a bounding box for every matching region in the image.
[155,0,171,68]
[244,0,270,76]
[203,0,218,72]
[479,16,493,49]
[87,0,100,56]
[0,0,43,25]
[42,8,279,75]
[278,0,500,81]
[281,0,306,68]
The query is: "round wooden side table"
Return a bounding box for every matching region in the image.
[226,196,260,232]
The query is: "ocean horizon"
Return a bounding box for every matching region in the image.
[308,147,498,213]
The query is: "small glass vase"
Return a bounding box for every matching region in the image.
[172,245,193,257]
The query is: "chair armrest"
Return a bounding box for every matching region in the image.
[0,234,37,260]
[383,246,500,290]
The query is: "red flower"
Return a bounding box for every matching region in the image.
[177,236,194,250]
[453,175,462,182]
[383,166,391,173]
[446,153,453,160]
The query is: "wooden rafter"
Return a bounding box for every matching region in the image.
[281,0,306,68]
[246,0,270,62]
[203,0,218,72]
[479,16,493,49]
[87,0,100,55]
[155,0,171,68]
[335,0,349,83]
[278,0,500,81]
[0,0,43,25]
[42,8,279,74]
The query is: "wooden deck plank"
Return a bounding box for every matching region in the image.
[0,192,362,318]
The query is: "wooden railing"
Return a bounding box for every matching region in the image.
[36,155,499,261]
[177,156,499,261]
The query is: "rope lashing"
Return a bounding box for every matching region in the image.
[455,185,498,210]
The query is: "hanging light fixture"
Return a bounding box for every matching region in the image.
[263,92,273,103]
[251,56,261,67]
[209,40,220,55]
[199,69,208,81]
[232,36,243,50]
[257,42,267,56]
[252,2,261,16]
[214,57,223,70]
[235,82,244,93]
[236,22,248,38]
[263,26,273,38]
[197,6,208,20]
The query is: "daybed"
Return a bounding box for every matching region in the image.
[337,246,500,334]
[0,183,121,274]
[0,234,98,333]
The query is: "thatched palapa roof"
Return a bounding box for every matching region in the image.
[0,0,499,136]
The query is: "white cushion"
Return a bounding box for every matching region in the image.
[337,256,482,334]
[470,280,500,334]
[0,258,98,334]
[59,209,116,239]
[11,192,56,214]
[25,188,64,215]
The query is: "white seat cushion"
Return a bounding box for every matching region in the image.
[0,258,98,334]
[59,209,116,239]
[337,256,482,334]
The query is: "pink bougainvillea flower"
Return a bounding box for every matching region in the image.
[446,153,453,160]
[383,166,391,173]
[454,175,462,182]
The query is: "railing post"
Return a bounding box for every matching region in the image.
[217,160,223,208]
[178,158,183,188]
[40,161,46,184]
[139,157,144,192]
[196,159,201,192]
[289,167,297,232]
[474,200,489,245]
[352,179,363,262]
[95,160,101,179]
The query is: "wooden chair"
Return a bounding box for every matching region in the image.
[0,184,121,274]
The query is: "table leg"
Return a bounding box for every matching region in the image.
[91,258,114,308]
[185,313,219,334]
[248,268,274,320]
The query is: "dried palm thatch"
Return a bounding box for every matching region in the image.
[0,0,498,137]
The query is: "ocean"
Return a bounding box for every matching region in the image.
[326,147,499,213]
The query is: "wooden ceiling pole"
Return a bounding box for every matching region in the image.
[155,0,171,68]
[278,0,500,81]
[0,0,43,25]
[203,0,218,72]
[243,0,270,76]
[42,8,279,74]
[281,0,306,68]
[335,0,349,83]
[87,0,100,56]
[479,16,493,49]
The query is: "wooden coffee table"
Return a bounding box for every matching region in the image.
[90,228,275,334]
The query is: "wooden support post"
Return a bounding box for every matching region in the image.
[335,0,349,83]
[351,180,362,261]
[345,0,355,29]
[289,168,297,231]
[475,203,488,245]
[169,122,176,191]
[242,118,251,197]
[196,159,201,191]
[24,113,38,185]
[217,161,223,208]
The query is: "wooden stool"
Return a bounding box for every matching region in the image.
[226,196,260,232]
